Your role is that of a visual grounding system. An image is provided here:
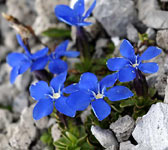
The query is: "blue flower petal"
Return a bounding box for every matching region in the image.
[73,0,85,17]
[55,5,78,26]
[31,47,49,60]
[100,73,118,91]
[16,34,31,55]
[55,96,76,117]
[50,72,67,93]
[105,86,133,101]
[138,62,159,74]
[31,56,48,72]
[63,83,79,94]
[48,59,68,74]
[33,98,53,120]
[83,0,96,19]
[29,81,52,100]
[140,46,162,61]
[118,66,136,82]
[10,66,19,84]
[63,51,80,58]
[91,99,111,121]
[106,57,130,71]
[120,39,135,62]
[7,52,26,67]
[77,21,92,26]
[55,40,69,58]
[79,72,98,93]
[18,60,31,74]
[67,91,91,111]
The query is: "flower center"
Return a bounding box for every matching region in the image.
[52,93,60,99]
[132,63,138,68]
[95,93,104,99]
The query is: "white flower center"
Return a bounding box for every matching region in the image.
[52,93,60,99]
[95,93,104,99]
[132,63,138,68]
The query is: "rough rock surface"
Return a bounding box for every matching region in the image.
[126,24,139,43]
[91,125,118,149]
[0,109,13,131]
[110,115,135,142]
[146,28,156,40]
[9,105,37,150]
[156,29,168,50]
[0,134,13,150]
[119,141,135,150]
[51,123,61,142]
[164,77,168,103]
[35,117,49,130]
[138,0,168,29]
[132,103,168,150]
[93,0,137,37]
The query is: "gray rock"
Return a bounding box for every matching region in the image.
[138,0,168,29]
[119,141,135,150]
[4,31,18,49]
[7,0,36,25]
[80,106,91,123]
[93,0,137,37]
[93,38,109,58]
[15,71,32,91]
[164,77,168,103]
[0,134,13,150]
[132,103,168,150]
[133,144,152,150]
[146,52,167,97]
[105,145,118,150]
[160,0,168,2]
[110,115,135,142]
[31,140,48,150]
[146,28,156,40]
[91,125,118,149]
[127,24,139,43]
[35,117,49,130]
[33,0,68,35]
[12,92,29,114]
[0,109,13,131]
[51,123,61,142]
[0,46,13,61]
[156,29,168,50]
[9,105,37,150]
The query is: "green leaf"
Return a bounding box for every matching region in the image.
[77,135,87,145]
[120,99,136,108]
[42,28,71,38]
[65,132,78,143]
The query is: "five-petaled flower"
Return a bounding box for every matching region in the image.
[55,0,96,26]
[48,40,80,74]
[29,72,76,120]
[7,34,49,84]
[64,72,133,121]
[107,39,162,82]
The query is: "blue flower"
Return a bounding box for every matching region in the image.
[64,72,133,121]
[48,40,80,74]
[55,0,96,26]
[107,40,162,82]
[29,72,76,120]
[7,34,49,84]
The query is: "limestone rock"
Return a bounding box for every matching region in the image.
[156,29,168,50]
[93,0,137,37]
[119,141,135,150]
[110,115,135,142]
[51,123,61,142]
[126,24,139,43]
[138,0,168,29]
[132,103,168,150]
[91,125,118,149]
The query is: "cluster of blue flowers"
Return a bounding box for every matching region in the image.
[7,36,79,83]
[7,0,162,121]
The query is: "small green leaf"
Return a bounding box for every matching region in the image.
[77,135,87,145]
[65,132,78,143]
[120,99,135,108]
[42,28,71,38]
